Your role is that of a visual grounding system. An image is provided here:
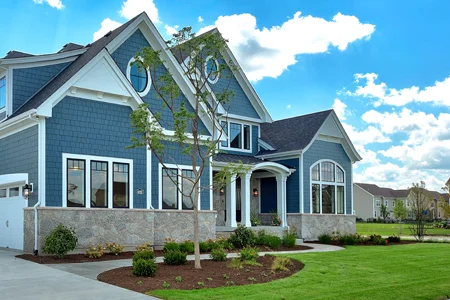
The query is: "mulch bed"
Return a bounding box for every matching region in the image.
[97,255,304,293]
[16,245,312,264]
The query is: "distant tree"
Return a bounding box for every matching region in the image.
[380,204,389,220]
[408,181,431,241]
[439,186,450,220]
[393,199,408,234]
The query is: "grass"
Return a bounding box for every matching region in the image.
[149,244,450,300]
[356,222,450,236]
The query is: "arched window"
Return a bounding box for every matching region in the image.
[311,161,345,214]
[204,56,219,84]
[126,57,151,96]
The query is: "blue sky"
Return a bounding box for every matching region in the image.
[1,0,449,191]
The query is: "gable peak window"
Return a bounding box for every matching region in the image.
[0,76,6,111]
[311,160,345,214]
[204,56,219,84]
[126,57,151,96]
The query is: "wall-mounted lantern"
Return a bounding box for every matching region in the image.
[22,183,33,199]
[219,187,225,195]
[253,188,259,197]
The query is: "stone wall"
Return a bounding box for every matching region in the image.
[24,207,216,254]
[287,214,356,241]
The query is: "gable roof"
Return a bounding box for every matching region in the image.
[355,183,409,198]
[3,50,34,59]
[258,109,333,156]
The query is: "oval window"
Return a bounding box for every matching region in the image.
[204,56,219,84]
[130,61,148,93]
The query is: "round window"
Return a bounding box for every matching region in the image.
[130,61,148,93]
[204,56,219,84]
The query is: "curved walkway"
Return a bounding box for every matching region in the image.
[48,243,343,280]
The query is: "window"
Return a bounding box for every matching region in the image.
[393,200,395,207]
[0,189,6,198]
[67,159,86,207]
[162,168,178,209]
[385,200,388,207]
[0,77,5,110]
[161,165,199,210]
[204,56,219,84]
[113,163,129,208]
[9,187,19,197]
[374,210,377,218]
[91,161,108,207]
[376,200,381,207]
[182,170,194,210]
[310,161,345,214]
[406,200,410,207]
[219,121,252,151]
[126,57,151,96]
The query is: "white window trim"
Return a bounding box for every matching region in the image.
[62,153,134,209]
[126,56,152,97]
[0,73,7,117]
[158,163,200,210]
[204,55,220,84]
[376,200,381,207]
[218,120,253,153]
[309,159,346,215]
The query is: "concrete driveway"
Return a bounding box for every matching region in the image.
[0,249,157,300]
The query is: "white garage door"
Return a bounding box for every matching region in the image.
[0,184,26,250]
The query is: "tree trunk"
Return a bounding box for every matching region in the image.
[193,186,201,269]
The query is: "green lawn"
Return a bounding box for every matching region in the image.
[356,222,450,236]
[150,244,450,300]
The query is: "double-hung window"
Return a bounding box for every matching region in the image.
[219,121,251,152]
[310,161,345,214]
[161,165,198,210]
[376,200,381,207]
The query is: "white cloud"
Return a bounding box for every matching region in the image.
[119,0,159,23]
[93,18,122,41]
[286,105,291,109]
[198,12,375,82]
[343,123,391,145]
[33,0,64,10]
[349,73,450,107]
[332,98,348,120]
[165,25,179,36]
[198,16,204,22]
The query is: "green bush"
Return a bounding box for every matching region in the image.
[163,250,187,265]
[163,241,180,253]
[271,257,293,272]
[85,244,105,258]
[229,225,256,248]
[387,235,401,243]
[339,234,360,245]
[179,240,194,254]
[133,249,155,263]
[250,210,261,226]
[132,258,157,276]
[318,233,332,244]
[199,241,211,252]
[105,242,124,255]
[282,231,297,248]
[239,247,259,262]
[256,232,282,249]
[210,247,227,261]
[43,224,78,258]
[135,242,153,252]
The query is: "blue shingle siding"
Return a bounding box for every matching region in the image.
[151,141,211,210]
[260,177,277,213]
[210,56,260,119]
[110,29,209,135]
[302,140,352,214]
[272,158,300,213]
[0,111,6,121]
[220,125,259,156]
[0,125,39,206]
[45,96,147,208]
[12,62,69,113]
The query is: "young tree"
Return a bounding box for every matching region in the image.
[380,204,389,220]
[408,181,431,241]
[128,27,246,269]
[393,199,408,234]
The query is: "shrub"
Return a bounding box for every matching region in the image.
[228,257,243,269]
[339,234,358,245]
[105,242,124,256]
[133,249,155,263]
[229,225,256,248]
[179,240,194,254]
[256,232,282,249]
[163,241,180,253]
[318,233,333,244]
[135,242,153,252]
[271,257,293,272]
[132,258,157,277]
[239,247,259,262]
[250,210,261,226]
[387,235,401,243]
[43,224,78,258]
[85,244,105,258]
[163,250,187,265]
[271,212,282,226]
[210,247,227,262]
[199,241,211,252]
[282,231,297,248]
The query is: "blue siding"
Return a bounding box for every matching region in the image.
[303,140,352,214]
[0,125,39,206]
[110,29,209,135]
[210,56,260,119]
[12,62,69,113]
[260,177,277,213]
[0,111,6,120]
[272,158,300,213]
[45,97,147,208]
[220,125,259,156]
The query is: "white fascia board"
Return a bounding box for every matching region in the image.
[0,110,38,139]
[0,48,86,66]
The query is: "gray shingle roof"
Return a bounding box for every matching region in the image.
[258,109,333,155]
[355,183,409,198]
[58,43,85,53]
[3,50,34,59]
[9,14,142,119]
[213,153,296,169]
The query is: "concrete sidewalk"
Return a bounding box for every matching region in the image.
[0,248,157,300]
[48,243,343,280]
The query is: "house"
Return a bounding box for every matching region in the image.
[0,12,361,253]
[354,183,449,220]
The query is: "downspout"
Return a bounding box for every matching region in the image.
[29,113,40,255]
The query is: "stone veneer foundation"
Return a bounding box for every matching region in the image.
[287,214,356,241]
[24,207,216,254]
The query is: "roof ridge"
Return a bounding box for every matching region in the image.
[273,109,333,123]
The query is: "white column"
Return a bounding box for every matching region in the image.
[240,173,252,227]
[276,174,287,227]
[226,174,237,227]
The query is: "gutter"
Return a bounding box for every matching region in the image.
[28,113,41,255]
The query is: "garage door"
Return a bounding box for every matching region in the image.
[0,184,26,250]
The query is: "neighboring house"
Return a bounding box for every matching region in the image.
[0,12,361,253]
[354,183,449,220]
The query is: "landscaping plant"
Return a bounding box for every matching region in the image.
[239,247,259,262]
[199,241,211,252]
[43,224,78,258]
[133,249,156,262]
[210,247,227,261]
[318,233,333,244]
[135,242,153,252]
[271,257,293,272]
[105,242,125,256]
[163,250,187,265]
[179,240,194,254]
[163,240,180,253]
[282,231,297,248]
[250,210,261,226]
[229,225,256,248]
[408,181,432,241]
[132,258,157,276]
[85,244,105,258]
[393,199,409,235]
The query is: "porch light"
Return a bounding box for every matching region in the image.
[220,187,225,195]
[253,188,259,197]
[22,183,33,199]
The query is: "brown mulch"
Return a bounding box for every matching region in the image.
[97,256,304,293]
[16,245,312,264]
